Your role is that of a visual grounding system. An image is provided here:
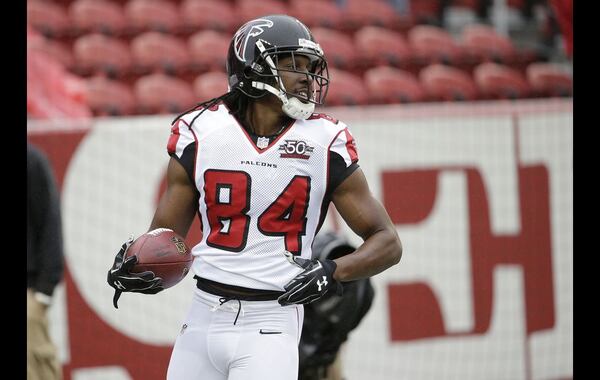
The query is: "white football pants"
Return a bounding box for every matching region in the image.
[166,288,304,380]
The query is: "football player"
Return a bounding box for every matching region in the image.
[108,14,402,380]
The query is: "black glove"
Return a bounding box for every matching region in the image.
[107,238,164,309]
[278,251,342,306]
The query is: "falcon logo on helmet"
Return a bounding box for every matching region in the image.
[234,19,274,62]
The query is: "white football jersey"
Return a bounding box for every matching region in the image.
[167,103,359,291]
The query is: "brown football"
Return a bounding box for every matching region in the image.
[125,228,193,289]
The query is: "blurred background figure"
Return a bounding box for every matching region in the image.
[299,231,375,380]
[27,143,64,380]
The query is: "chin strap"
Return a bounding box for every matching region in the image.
[252,81,315,119]
[252,41,315,120]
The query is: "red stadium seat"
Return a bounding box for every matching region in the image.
[72,33,132,77]
[460,24,516,64]
[508,0,525,10]
[236,0,289,26]
[124,0,180,34]
[27,0,72,38]
[130,32,191,75]
[85,76,136,116]
[311,28,359,72]
[408,0,441,24]
[473,62,531,99]
[188,30,231,73]
[324,69,369,106]
[526,62,573,97]
[408,25,466,66]
[68,0,127,36]
[354,26,413,69]
[451,0,480,11]
[134,73,196,114]
[342,0,407,31]
[27,23,44,43]
[179,0,238,33]
[28,30,75,69]
[288,0,343,29]
[419,63,479,101]
[27,48,92,119]
[193,71,229,102]
[364,66,427,104]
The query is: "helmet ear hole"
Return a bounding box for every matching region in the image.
[245,64,278,89]
[238,66,271,98]
[242,66,254,79]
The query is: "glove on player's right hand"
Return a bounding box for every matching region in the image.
[107,238,164,309]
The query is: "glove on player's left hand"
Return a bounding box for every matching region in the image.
[278,251,342,306]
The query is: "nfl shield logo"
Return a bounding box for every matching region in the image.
[170,236,188,254]
[257,137,270,149]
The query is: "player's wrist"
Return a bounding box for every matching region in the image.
[321,259,343,296]
[321,258,337,276]
[323,258,340,279]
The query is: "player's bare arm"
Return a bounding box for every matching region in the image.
[149,157,199,238]
[107,157,198,308]
[331,167,402,282]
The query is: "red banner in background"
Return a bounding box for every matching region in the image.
[384,166,554,341]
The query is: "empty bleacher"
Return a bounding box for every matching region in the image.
[27,0,572,118]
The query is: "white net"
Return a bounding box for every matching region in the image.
[28,98,572,380]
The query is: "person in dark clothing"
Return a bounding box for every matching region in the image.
[27,143,64,380]
[299,231,375,380]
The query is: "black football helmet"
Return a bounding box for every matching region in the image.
[311,231,355,261]
[226,14,330,120]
